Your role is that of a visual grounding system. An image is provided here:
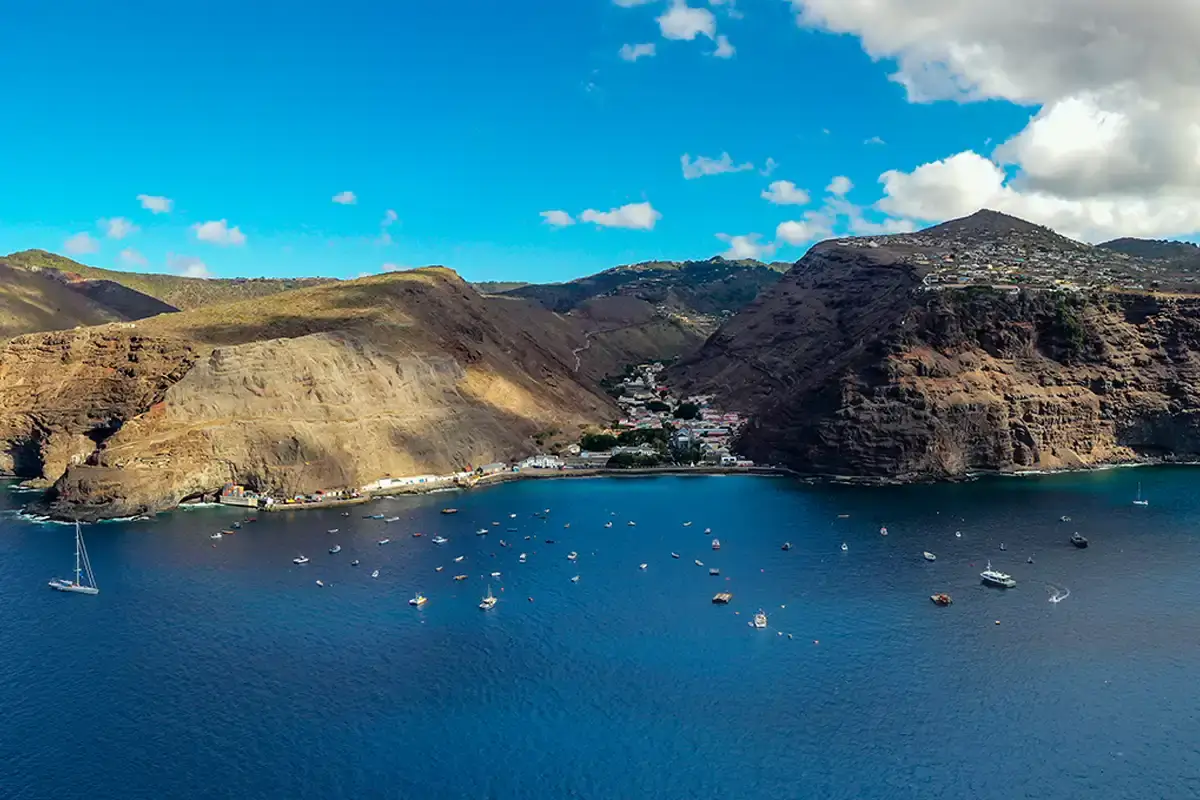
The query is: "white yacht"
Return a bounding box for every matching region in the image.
[210,532,223,540]
[409,593,427,607]
[371,569,379,579]
[385,516,401,523]
[377,538,391,545]
[639,563,648,570]
[604,521,613,528]
[479,586,498,610]
[752,610,768,629]
[841,542,848,552]
[49,522,99,595]
[328,545,341,554]
[980,561,1016,588]
[923,551,936,562]
[432,535,449,544]
[327,528,339,534]
[293,555,309,565]
[519,553,527,563]
[476,528,489,536]
[694,559,704,567]
[570,575,580,583]
[491,571,501,578]
[454,555,465,563]
[567,551,578,561]
[671,552,680,559]
[1134,482,1149,506]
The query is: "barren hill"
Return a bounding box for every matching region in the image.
[0,268,617,519]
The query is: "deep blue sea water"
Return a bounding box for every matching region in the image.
[3,470,1200,799]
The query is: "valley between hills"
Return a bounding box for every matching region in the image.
[7,209,1200,520]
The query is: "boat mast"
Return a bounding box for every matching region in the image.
[74,521,82,586]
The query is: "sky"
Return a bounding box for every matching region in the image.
[1,0,1197,283]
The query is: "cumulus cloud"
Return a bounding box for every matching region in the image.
[118,248,148,268]
[713,34,735,58]
[776,196,916,247]
[540,210,575,227]
[63,232,99,255]
[332,191,357,205]
[827,175,854,196]
[619,43,656,62]
[716,232,775,260]
[657,0,716,40]
[775,219,831,247]
[681,152,753,179]
[863,135,886,146]
[137,194,172,214]
[192,219,247,246]
[761,180,811,206]
[168,254,211,279]
[789,0,1200,240]
[99,217,138,239]
[760,157,779,177]
[580,202,662,230]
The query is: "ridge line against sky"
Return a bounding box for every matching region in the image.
[2,0,1198,283]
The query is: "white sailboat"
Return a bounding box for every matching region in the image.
[49,522,99,595]
[1133,482,1149,506]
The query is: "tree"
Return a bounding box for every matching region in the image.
[606,453,661,469]
[580,432,618,451]
[647,400,671,413]
[674,402,700,420]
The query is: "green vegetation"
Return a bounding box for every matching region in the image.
[646,399,670,413]
[673,402,700,420]
[606,453,661,468]
[616,428,669,449]
[580,432,619,451]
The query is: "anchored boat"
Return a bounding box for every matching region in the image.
[48,522,99,595]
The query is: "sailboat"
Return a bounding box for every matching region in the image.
[1133,482,1149,506]
[479,585,498,610]
[49,522,99,595]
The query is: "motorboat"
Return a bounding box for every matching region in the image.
[709,567,720,576]
[694,559,704,567]
[327,528,339,534]
[210,532,223,540]
[377,538,391,545]
[453,574,467,581]
[999,543,1007,551]
[441,508,458,515]
[671,552,680,559]
[1060,515,1072,522]
[49,522,100,595]
[781,542,791,551]
[519,553,527,563]
[711,538,721,550]
[409,593,427,607]
[371,569,379,579]
[1070,532,1089,548]
[432,536,449,544]
[880,526,888,536]
[384,516,400,523]
[510,513,517,519]
[491,571,501,578]
[604,522,613,528]
[930,593,952,606]
[752,610,768,629]
[412,532,423,538]
[315,580,325,587]
[704,528,711,535]
[454,555,465,563]
[980,561,1016,588]
[841,543,848,552]
[293,555,309,565]
[479,586,498,610]
[570,575,580,583]
[492,522,500,527]
[567,551,578,561]
[231,521,242,529]
[545,539,556,544]
[351,559,360,566]
[365,514,385,520]
[476,528,489,536]
[639,563,648,570]
[329,545,341,554]
[683,521,693,527]
[923,551,937,562]
[341,512,350,517]
[627,521,636,527]
[563,523,570,529]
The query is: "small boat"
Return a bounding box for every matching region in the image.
[506,528,518,532]
[510,513,517,519]
[955,531,962,538]
[570,575,580,583]
[293,555,309,565]
[492,521,500,526]
[432,535,449,544]
[351,559,360,566]
[837,514,850,519]
[327,528,339,534]
[315,580,325,587]
[841,543,848,552]
[48,522,100,595]
[454,555,465,563]
[752,610,768,629]
[365,514,385,520]
[639,563,648,570]
[436,566,444,572]
[694,559,704,567]
[1070,532,1089,549]
[930,593,952,606]
[1027,556,1035,564]
[563,523,570,529]
[671,552,680,559]
[604,522,613,528]
[980,561,1016,588]
[545,539,556,544]
[409,593,427,607]
[220,529,236,536]
[627,521,636,527]
[377,538,391,545]
[713,592,733,604]
[479,586,498,610]
[999,543,1007,551]
[711,538,720,550]
[231,521,242,529]
[441,508,459,515]
[923,551,936,562]
[1133,483,1149,506]
[385,516,400,523]
[491,571,501,578]
[341,512,350,517]
[1060,515,1072,522]
[329,545,341,554]
[567,551,578,561]
[709,567,720,576]
[371,569,379,579]
[210,532,223,540]
[781,542,791,551]
[454,574,467,581]
[880,526,888,536]
[476,528,489,536]
[499,539,508,547]
[412,532,423,538]
[519,553,527,563]
[683,521,693,527]
[704,528,711,534]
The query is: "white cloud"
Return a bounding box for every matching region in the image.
[376,232,393,246]
[192,219,247,246]
[580,202,662,230]
[168,254,211,279]
[827,175,854,196]
[775,196,915,247]
[381,209,398,227]
[760,157,779,176]
[657,0,716,40]
[63,232,99,256]
[716,233,776,260]
[136,194,172,214]
[775,219,830,247]
[681,152,753,179]
[118,248,148,268]
[614,0,654,6]
[713,34,735,58]
[619,43,656,62]
[864,136,886,145]
[761,180,811,206]
[99,217,138,240]
[788,0,1200,240]
[540,210,576,227]
[332,191,357,205]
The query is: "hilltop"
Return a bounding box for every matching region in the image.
[4,250,333,311]
[1098,237,1200,262]
[673,210,1200,479]
[0,268,617,520]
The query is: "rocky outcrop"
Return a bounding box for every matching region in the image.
[673,239,1200,480]
[1,268,617,519]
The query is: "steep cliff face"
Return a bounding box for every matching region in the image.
[674,243,1200,479]
[1,268,616,519]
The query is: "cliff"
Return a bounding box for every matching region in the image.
[1,268,617,519]
[673,215,1200,480]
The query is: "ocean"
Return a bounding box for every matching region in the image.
[2,470,1199,799]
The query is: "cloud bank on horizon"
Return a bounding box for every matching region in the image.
[2,0,1197,281]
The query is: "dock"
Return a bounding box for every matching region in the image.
[712,592,733,604]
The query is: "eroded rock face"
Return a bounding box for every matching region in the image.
[673,243,1200,479]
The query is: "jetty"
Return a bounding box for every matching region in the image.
[712,592,733,604]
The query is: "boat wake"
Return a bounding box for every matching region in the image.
[1047,585,1070,604]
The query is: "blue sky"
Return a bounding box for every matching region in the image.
[0,0,1074,282]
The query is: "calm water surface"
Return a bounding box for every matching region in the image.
[3,471,1200,799]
